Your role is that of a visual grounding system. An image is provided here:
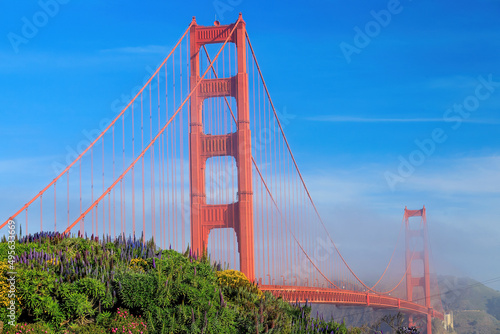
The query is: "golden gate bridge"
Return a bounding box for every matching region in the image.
[2,14,444,333]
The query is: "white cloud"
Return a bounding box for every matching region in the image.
[100,45,172,55]
[304,115,500,124]
[303,169,382,204]
[0,156,58,175]
[293,155,500,290]
[404,155,500,194]
[299,154,500,274]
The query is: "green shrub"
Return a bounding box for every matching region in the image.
[115,253,238,333]
[0,233,363,333]
[117,271,158,314]
[96,311,112,327]
[15,268,65,327]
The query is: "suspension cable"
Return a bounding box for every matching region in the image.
[246,32,409,294]
[1,23,194,230]
[64,17,242,235]
[202,45,339,289]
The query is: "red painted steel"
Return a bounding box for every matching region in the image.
[405,206,433,333]
[62,19,239,237]
[260,285,444,321]
[1,16,446,333]
[0,24,194,231]
[189,15,255,281]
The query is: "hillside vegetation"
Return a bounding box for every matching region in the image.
[0,232,363,334]
[439,275,500,334]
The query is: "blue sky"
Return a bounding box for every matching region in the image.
[1,1,500,290]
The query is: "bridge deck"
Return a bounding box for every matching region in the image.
[260,285,444,320]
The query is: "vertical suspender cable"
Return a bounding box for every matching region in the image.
[102,136,105,236]
[166,63,171,248]
[157,73,163,248]
[108,192,111,238]
[40,194,43,232]
[185,36,190,252]
[132,103,136,237]
[67,171,70,229]
[166,64,170,249]
[150,83,155,243]
[91,147,94,235]
[141,93,145,243]
[122,115,126,237]
[54,182,57,232]
[112,126,116,239]
[180,38,185,252]
[173,51,178,250]
[80,158,83,235]
[1,25,193,232]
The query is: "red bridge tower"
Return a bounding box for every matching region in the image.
[405,206,432,333]
[189,15,255,281]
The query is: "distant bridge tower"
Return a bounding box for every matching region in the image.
[189,15,255,281]
[405,206,432,333]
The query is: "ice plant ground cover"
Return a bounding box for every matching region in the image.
[0,232,363,333]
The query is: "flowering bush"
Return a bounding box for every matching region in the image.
[0,233,364,333]
[216,269,262,297]
[0,261,23,324]
[129,258,148,273]
[4,322,53,333]
[109,308,148,334]
[0,260,11,307]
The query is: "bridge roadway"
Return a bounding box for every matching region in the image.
[260,285,444,320]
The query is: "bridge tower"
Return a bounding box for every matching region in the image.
[405,206,432,333]
[189,15,255,281]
